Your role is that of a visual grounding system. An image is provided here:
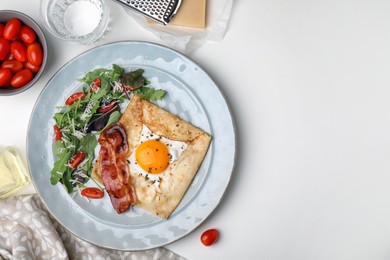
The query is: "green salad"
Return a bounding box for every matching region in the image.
[51,64,165,193]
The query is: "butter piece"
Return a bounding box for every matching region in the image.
[148,0,207,28]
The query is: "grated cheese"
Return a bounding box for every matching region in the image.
[80,99,95,121]
[72,130,85,140]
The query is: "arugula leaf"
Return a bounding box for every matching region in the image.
[104,111,121,129]
[50,165,63,185]
[62,170,73,193]
[112,64,124,81]
[80,66,124,85]
[79,134,98,175]
[80,134,98,154]
[135,87,166,101]
[50,141,72,185]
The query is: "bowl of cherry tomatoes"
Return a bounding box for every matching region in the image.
[0,10,47,96]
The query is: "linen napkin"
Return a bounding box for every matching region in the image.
[0,194,186,260]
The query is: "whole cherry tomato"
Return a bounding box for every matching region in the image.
[65,91,86,105]
[10,41,27,62]
[53,125,62,141]
[24,61,41,73]
[19,25,36,44]
[0,68,12,87]
[0,38,10,60]
[200,229,219,246]
[3,18,22,40]
[0,23,4,37]
[26,42,43,66]
[68,151,87,169]
[90,77,101,92]
[81,187,104,199]
[4,52,14,61]
[1,60,23,73]
[10,69,33,88]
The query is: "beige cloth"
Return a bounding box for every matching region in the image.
[0,195,186,260]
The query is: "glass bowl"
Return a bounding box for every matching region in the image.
[40,0,109,45]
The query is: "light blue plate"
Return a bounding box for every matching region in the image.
[27,41,235,250]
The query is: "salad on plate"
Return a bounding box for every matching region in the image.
[50,64,165,194]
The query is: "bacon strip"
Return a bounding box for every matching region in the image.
[98,123,136,214]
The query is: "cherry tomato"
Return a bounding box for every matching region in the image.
[53,125,62,141]
[1,60,23,73]
[0,38,10,60]
[68,151,87,169]
[24,61,41,73]
[0,68,12,87]
[81,187,104,199]
[4,52,14,61]
[19,25,36,44]
[98,101,116,113]
[10,41,27,62]
[10,69,33,88]
[26,42,43,66]
[3,18,22,40]
[0,23,4,36]
[90,77,101,92]
[200,229,219,246]
[65,91,86,105]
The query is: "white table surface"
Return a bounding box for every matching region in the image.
[2,1,390,259]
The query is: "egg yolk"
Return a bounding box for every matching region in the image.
[135,140,170,174]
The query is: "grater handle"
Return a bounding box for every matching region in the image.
[113,0,182,25]
[163,0,181,24]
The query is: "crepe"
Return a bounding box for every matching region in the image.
[92,95,212,219]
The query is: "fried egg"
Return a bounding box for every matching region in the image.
[128,125,187,188]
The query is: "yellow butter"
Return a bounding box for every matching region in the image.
[148,0,207,28]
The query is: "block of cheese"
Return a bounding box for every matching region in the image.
[148,0,207,28]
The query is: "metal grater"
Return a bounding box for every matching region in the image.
[114,0,182,25]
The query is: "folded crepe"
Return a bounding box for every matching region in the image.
[92,95,212,219]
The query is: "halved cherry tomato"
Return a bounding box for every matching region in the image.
[68,151,87,169]
[65,91,86,105]
[53,125,62,141]
[90,77,101,92]
[26,42,43,66]
[3,18,22,40]
[123,85,139,92]
[10,69,33,88]
[24,61,41,73]
[200,229,219,246]
[0,38,10,60]
[98,101,116,113]
[19,25,36,44]
[1,60,23,73]
[81,187,104,199]
[0,68,12,87]
[10,41,27,62]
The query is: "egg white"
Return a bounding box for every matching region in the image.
[128,125,187,188]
